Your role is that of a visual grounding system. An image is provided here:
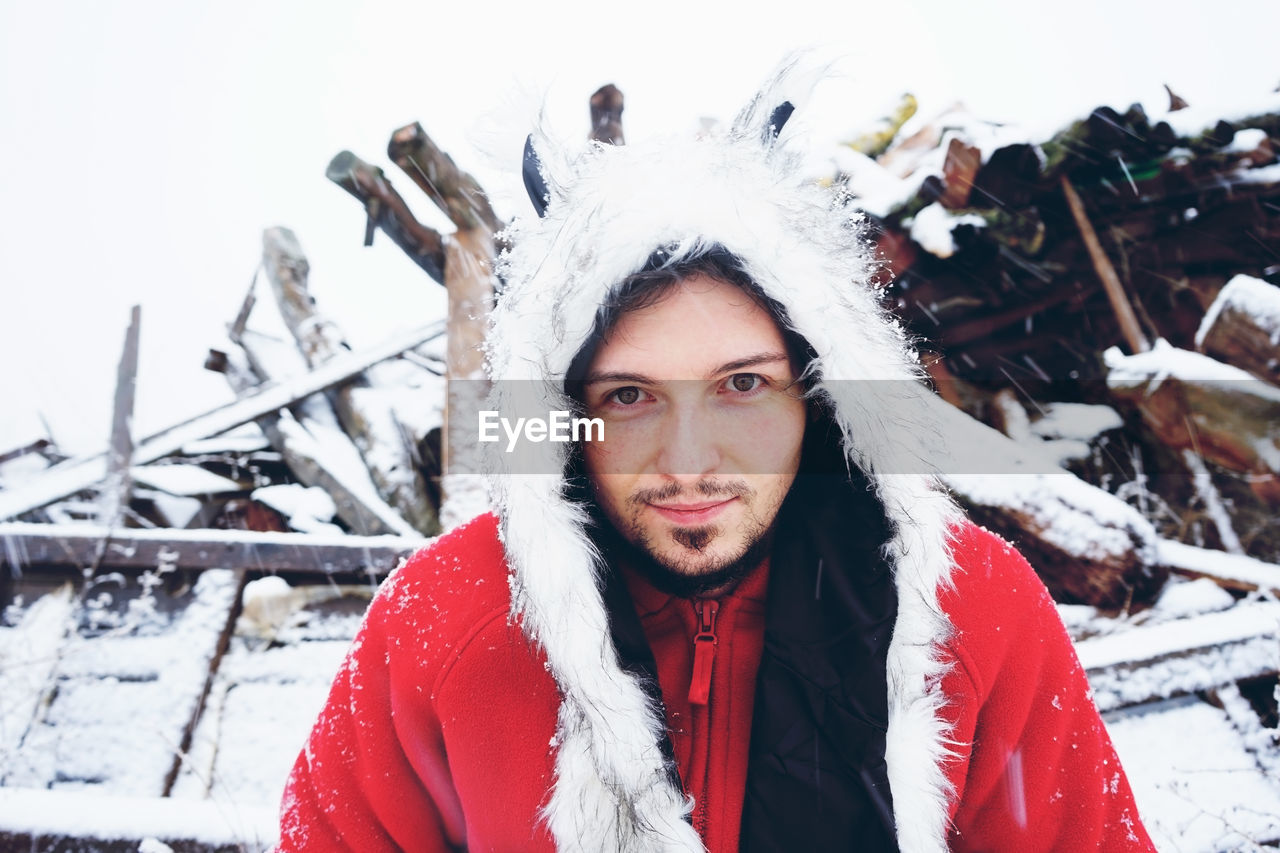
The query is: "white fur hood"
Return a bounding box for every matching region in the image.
[483,67,964,853]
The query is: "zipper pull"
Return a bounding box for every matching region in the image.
[688,599,719,706]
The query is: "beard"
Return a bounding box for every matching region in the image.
[594,478,780,597]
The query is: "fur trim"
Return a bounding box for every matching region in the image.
[486,65,963,853]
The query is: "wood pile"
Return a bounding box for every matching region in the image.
[826,89,1280,608]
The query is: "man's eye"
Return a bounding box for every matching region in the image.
[609,387,643,405]
[726,373,763,393]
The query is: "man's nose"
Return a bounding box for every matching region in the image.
[654,403,721,481]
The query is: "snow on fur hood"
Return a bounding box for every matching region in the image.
[482,64,964,853]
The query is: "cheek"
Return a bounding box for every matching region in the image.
[721,404,807,474]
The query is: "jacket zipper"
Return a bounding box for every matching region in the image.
[688,599,719,705]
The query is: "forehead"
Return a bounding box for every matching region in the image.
[587,273,791,377]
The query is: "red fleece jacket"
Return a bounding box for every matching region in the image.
[277,513,1155,852]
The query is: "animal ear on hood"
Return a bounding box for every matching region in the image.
[519,120,578,218]
[730,54,830,152]
[522,135,551,217]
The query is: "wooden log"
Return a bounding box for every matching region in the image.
[387,122,504,235]
[100,305,141,528]
[262,227,439,535]
[922,394,1168,608]
[939,137,981,209]
[0,583,74,763]
[0,521,424,576]
[1079,601,1280,711]
[206,346,417,537]
[0,321,444,521]
[0,788,277,852]
[1106,342,1280,505]
[590,83,625,145]
[439,227,496,527]
[1196,274,1280,386]
[0,438,53,467]
[1061,176,1151,354]
[326,150,446,283]
[1157,538,1280,595]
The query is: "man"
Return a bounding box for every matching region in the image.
[277,72,1156,852]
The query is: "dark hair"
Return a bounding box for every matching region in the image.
[564,244,816,399]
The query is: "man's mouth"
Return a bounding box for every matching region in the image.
[647,497,737,525]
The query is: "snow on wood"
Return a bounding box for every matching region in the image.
[101,304,141,531]
[0,583,73,759]
[1158,538,1280,594]
[174,640,350,807]
[0,320,445,522]
[0,521,426,575]
[930,395,1165,607]
[1211,681,1280,783]
[1105,697,1280,852]
[1106,340,1280,504]
[250,484,341,536]
[3,570,240,796]
[130,464,245,497]
[1196,273,1280,385]
[179,433,271,456]
[440,228,497,526]
[217,333,423,537]
[1028,402,1123,442]
[1079,601,1280,711]
[0,785,276,851]
[262,227,438,534]
[906,202,985,259]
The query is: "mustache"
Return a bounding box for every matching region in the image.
[627,479,754,507]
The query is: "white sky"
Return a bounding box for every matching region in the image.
[1,0,1277,457]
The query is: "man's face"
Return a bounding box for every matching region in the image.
[580,273,807,592]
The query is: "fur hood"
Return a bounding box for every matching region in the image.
[483,67,964,853]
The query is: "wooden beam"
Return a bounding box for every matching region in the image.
[589,84,625,145]
[388,122,504,235]
[439,228,496,525]
[1061,176,1151,354]
[0,321,444,521]
[206,346,418,537]
[326,150,447,283]
[101,305,141,527]
[262,227,438,534]
[0,522,426,575]
[1080,601,1280,711]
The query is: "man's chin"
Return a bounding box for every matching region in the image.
[634,531,772,598]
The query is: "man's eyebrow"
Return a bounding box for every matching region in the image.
[582,353,791,386]
[582,370,657,386]
[712,352,790,376]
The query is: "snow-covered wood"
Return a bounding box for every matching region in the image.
[0,521,425,575]
[0,786,276,852]
[1106,697,1280,852]
[1157,538,1280,593]
[325,150,446,282]
[216,332,423,537]
[1079,601,1280,711]
[1106,340,1280,504]
[0,583,74,760]
[0,320,444,522]
[262,226,439,535]
[388,122,504,235]
[931,395,1166,607]
[440,228,496,526]
[1196,273,1280,385]
[3,570,241,796]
